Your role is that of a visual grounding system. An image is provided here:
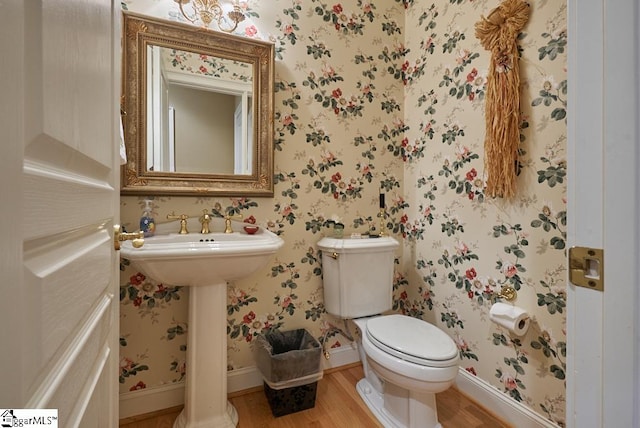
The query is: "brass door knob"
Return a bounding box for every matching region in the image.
[114,224,144,251]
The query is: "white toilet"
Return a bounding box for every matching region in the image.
[318,236,459,428]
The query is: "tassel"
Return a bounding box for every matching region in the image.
[475,0,530,198]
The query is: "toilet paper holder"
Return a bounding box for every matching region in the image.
[496,285,517,302]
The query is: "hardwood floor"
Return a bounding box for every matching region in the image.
[119,364,510,428]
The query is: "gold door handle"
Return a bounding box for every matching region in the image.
[114,224,144,251]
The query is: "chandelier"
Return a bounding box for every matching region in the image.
[175,0,245,32]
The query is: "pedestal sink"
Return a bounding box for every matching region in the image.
[120,225,283,428]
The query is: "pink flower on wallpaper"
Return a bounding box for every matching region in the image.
[466,168,477,182]
[503,263,518,278]
[455,241,469,255]
[281,296,292,309]
[244,25,258,37]
[198,65,208,74]
[229,288,247,305]
[454,335,469,351]
[242,311,256,324]
[501,373,518,391]
[465,367,477,376]
[331,172,342,183]
[231,197,248,208]
[466,68,478,83]
[129,381,146,391]
[259,313,277,330]
[400,291,408,300]
[280,205,293,217]
[282,114,294,126]
[465,268,477,280]
[321,63,336,78]
[331,88,342,99]
[282,24,294,35]
[392,117,405,129]
[456,49,471,65]
[332,4,343,14]
[455,145,470,160]
[120,357,134,372]
[130,273,145,286]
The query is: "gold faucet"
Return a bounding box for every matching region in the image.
[199,209,212,234]
[167,213,189,234]
[223,213,243,234]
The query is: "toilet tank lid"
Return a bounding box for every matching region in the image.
[317,236,399,252]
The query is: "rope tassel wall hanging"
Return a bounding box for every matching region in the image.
[475,0,530,199]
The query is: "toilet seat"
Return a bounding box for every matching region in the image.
[366,314,458,368]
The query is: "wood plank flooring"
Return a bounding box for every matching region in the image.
[119,364,510,428]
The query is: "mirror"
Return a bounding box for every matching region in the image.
[121,11,275,196]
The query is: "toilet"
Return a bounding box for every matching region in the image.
[318,236,459,428]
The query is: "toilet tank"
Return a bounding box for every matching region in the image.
[317,236,399,319]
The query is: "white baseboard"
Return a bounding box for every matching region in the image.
[119,382,184,419]
[454,368,559,428]
[119,344,360,419]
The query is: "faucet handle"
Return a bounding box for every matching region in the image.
[199,209,212,234]
[223,213,243,234]
[167,212,189,234]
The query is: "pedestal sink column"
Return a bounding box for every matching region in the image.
[173,282,237,428]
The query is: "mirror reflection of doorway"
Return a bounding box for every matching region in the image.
[234,96,252,175]
[145,45,254,175]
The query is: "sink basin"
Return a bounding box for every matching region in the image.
[119,226,283,428]
[120,229,284,286]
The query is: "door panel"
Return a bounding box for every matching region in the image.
[568,0,640,427]
[0,1,121,425]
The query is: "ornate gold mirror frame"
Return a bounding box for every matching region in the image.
[121,11,275,196]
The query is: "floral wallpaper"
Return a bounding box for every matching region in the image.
[119,0,566,425]
[162,48,253,82]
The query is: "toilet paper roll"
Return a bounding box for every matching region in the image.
[489,302,530,336]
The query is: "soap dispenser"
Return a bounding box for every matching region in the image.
[140,199,156,237]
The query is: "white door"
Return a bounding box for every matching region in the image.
[0,1,121,426]
[567,0,639,426]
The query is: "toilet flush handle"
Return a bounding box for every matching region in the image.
[328,251,339,260]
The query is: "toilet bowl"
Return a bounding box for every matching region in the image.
[317,236,459,428]
[353,315,459,428]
